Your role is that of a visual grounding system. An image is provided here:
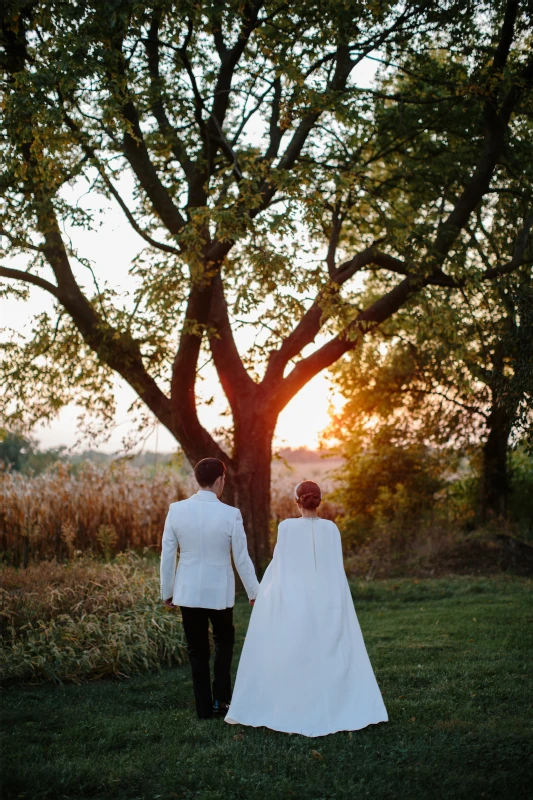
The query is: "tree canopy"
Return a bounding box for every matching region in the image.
[1,0,532,559]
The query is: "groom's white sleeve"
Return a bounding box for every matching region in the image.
[231,509,260,600]
[160,507,178,601]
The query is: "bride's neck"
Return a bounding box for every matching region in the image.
[300,510,318,518]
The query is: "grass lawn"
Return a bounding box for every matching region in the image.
[2,575,532,800]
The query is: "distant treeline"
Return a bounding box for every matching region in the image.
[0,432,330,476]
[274,447,332,463]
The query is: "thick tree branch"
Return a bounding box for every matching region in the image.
[432,0,531,262]
[121,99,187,235]
[263,244,378,384]
[208,273,256,413]
[274,275,419,412]
[0,266,61,298]
[144,11,192,172]
[143,9,197,194]
[170,281,230,465]
[263,198,531,395]
[368,213,533,286]
[264,75,283,161]
[263,239,451,388]
[33,204,174,428]
[275,209,532,412]
[207,1,265,137]
[326,209,343,277]
[104,28,188,233]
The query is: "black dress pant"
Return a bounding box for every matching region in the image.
[180,605,235,719]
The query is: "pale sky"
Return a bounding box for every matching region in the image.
[1,58,379,456]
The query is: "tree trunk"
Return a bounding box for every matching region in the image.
[227,415,275,575]
[479,404,512,522]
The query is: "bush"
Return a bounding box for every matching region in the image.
[332,442,449,550]
[0,552,186,684]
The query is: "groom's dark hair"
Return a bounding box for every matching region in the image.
[194,457,226,487]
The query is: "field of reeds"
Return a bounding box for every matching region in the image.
[0,460,344,567]
[3,459,531,580]
[0,551,186,684]
[0,463,188,566]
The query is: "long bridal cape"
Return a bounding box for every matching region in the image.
[225,517,388,737]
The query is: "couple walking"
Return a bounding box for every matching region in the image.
[160,457,388,737]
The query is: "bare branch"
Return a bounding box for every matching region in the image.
[408,387,489,420]
[0,266,61,298]
[94,163,183,257]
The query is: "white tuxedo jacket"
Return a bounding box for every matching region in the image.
[160,490,259,610]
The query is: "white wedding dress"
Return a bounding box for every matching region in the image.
[225,517,388,737]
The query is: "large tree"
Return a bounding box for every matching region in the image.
[1,0,532,564]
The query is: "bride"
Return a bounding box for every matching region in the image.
[225,480,388,737]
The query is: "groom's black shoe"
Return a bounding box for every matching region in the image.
[212,701,230,718]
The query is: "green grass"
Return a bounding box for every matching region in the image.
[2,576,532,800]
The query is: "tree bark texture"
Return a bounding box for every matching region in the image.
[480,404,513,521]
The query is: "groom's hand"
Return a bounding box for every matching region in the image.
[164,597,176,608]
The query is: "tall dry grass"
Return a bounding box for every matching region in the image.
[0,551,186,684]
[1,461,343,565]
[0,463,187,565]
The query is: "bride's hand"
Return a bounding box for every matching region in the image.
[249,599,256,606]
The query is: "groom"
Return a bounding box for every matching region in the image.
[160,457,259,719]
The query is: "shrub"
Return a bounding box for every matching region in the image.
[0,552,186,684]
[332,442,448,550]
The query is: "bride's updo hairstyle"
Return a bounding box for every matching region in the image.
[294,480,322,510]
